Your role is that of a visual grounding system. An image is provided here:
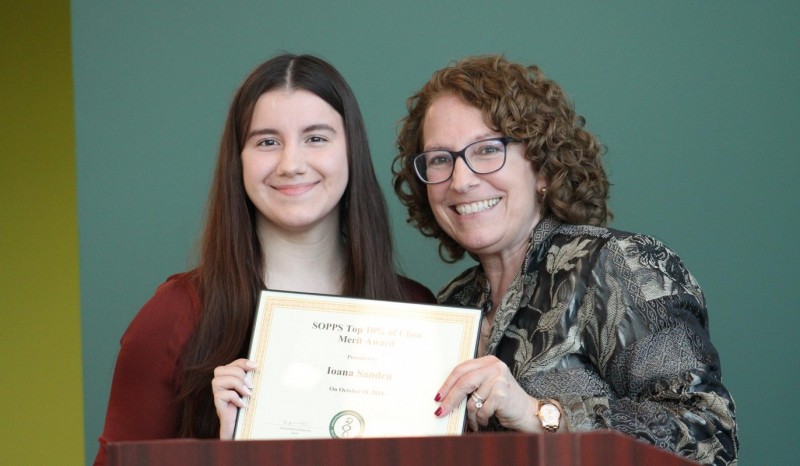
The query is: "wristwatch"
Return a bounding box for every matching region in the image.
[536,399,561,433]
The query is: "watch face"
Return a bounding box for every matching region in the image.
[540,403,560,422]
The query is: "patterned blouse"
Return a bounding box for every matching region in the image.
[438,217,738,465]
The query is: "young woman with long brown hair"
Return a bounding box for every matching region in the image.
[93,54,433,465]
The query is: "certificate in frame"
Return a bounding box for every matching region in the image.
[233,290,481,440]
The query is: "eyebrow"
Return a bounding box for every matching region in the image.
[423,132,497,151]
[246,123,338,141]
[303,123,337,134]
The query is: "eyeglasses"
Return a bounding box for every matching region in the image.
[412,136,523,184]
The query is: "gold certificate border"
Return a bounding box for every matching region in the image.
[237,290,480,439]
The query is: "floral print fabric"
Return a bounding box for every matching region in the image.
[438,217,738,465]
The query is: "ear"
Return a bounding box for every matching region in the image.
[535,174,548,195]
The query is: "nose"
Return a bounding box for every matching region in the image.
[276,143,307,176]
[448,157,479,193]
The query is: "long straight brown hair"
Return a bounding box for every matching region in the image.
[177,54,406,437]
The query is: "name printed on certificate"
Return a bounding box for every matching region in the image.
[233,290,481,440]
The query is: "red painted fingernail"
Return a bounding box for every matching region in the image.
[434,393,441,402]
[434,407,443,416]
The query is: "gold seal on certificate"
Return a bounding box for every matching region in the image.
[328,410,365,438]
[233,290,481,440]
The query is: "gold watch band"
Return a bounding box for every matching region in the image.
[536,398,561,433]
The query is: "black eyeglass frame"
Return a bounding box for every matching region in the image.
[412,136,524,185]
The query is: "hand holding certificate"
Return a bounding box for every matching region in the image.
[233,290,481,440]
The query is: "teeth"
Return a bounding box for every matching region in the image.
[455,198,500,215]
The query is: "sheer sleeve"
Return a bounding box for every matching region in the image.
[561,236,738,465]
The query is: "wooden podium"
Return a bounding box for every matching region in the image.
[107,431,700,465]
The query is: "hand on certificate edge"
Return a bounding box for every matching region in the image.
[433,355,545,433]
[212,358,257,439]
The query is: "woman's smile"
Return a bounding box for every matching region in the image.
[272,181,319,196]
[453,197,500,215]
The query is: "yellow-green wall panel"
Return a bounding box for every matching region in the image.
[0,1,84,465]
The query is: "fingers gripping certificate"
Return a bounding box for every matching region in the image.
[233,290,481,440]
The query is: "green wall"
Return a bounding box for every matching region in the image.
[1,1,85,465]
[72,1,799,465]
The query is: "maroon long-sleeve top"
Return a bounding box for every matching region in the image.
[93,273,435,465]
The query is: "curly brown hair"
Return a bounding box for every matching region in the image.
[393,55,612,262]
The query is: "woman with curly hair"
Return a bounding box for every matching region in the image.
[393,55,737,465]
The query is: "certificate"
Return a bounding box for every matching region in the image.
[233,290,481,440]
